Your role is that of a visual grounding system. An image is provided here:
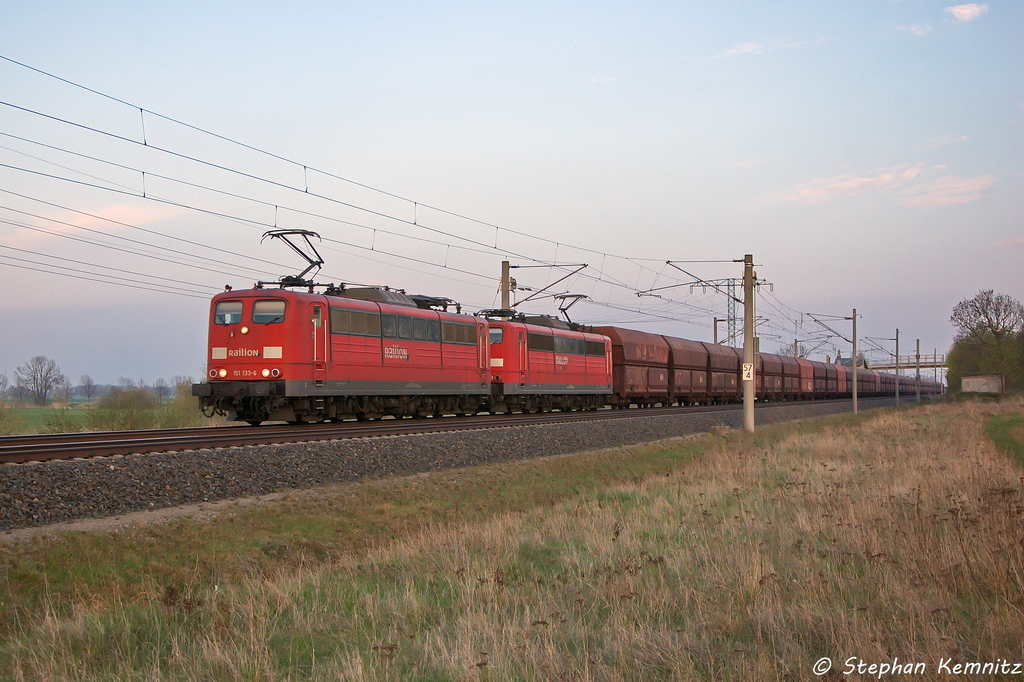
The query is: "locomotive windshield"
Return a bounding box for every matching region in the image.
[214,301,243,325]
[489,328,503,344]
[253,300,286,324]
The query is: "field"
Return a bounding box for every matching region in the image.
[1,397,1023,680]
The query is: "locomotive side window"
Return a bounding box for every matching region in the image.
[381,314,398,338]
[253,300,286,324]
[412,317,426,340]
[214,300,243,325]
[553,335,586,355]
[426,319,441,342]
[527,332,555,352]
[585,340,606,356]
[398,316,413,340]
[442,321,476,345]
[330,308,381,337]
[489,328,503,344]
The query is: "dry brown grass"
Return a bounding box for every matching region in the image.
[3,398,1024,680]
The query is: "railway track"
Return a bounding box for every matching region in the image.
[0,401,853,465]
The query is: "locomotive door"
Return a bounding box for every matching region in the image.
[312,304,326,386]
[518,330,527,386]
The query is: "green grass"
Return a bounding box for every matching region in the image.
[8,407,57,433]
[985,412,1024,464]
[5,399,1024,680]
[0,437,701,642]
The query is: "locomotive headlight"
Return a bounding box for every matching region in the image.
[241,326,249,335]
[209,369,218,379]
[218,369,228,378]
[261,368,271,377]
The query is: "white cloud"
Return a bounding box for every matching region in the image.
[901,175,993,205]
[900,25,932,36]
[715,42,767,59]
[687,38,828,61]
[945,4,989,21]
[917,134,968,150]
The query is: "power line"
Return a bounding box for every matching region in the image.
[0,258,210,299]
[0,54,739,325]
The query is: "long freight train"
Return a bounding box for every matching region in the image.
[193,284,941,424]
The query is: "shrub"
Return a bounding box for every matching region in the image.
[84,387,158,431]
[154,380,209,428]
[42,408,83,434]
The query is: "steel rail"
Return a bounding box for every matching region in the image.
[0,400,861,465]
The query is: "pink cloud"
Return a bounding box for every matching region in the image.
[2,203,185,247]
[991,238,1024,249]
[901,175,994,206]
[770,166,923,204]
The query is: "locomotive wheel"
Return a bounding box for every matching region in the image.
[246,420,262,427]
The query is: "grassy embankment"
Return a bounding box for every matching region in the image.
[2,398,1023,680]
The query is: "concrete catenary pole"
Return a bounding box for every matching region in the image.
[500,261,511,310]
[895,328,900,407]
[852,308,858,415]
[714,317,720,345]
[916,338,921,403]
[742,254,755,433]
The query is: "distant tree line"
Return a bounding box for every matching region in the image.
[947,290,1024,391]
[0,356,189,406]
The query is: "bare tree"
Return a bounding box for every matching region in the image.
[118,377,136,388]
[152,378,171,402]
[79,375,97,401]
[14,356,67,406]
[0,373,8,401]
[54,377,72,407]
[951,290,1024,344]
[778,343,808,358]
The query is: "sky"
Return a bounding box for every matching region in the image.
[0,0,1020,386]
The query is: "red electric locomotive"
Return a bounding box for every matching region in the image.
[194,285,490,424]
[484,313,612,412]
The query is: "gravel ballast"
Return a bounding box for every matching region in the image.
[0,398,902,531]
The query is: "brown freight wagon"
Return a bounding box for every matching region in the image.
[759,353,785,401]
[824,363,838,397]
[779,355,801,399]
[663,336,709,405]
[702,342,741,403]
[592,327,670,407]
[795,358,815,398]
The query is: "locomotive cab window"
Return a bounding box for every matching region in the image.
[252,300,286,324]
[214,300,243,325]
[489,328,503,344]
